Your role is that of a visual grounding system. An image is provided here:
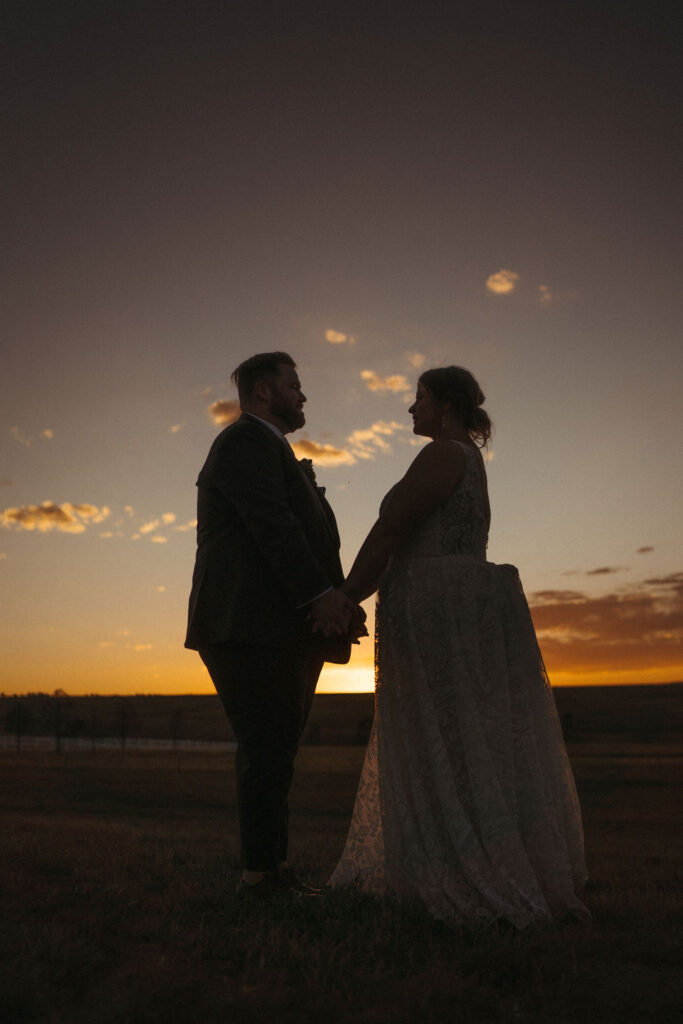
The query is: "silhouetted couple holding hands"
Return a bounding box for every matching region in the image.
[185,352,589,927]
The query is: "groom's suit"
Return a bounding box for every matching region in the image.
[185,413,344,871]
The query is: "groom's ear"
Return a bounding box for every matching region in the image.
[253,379,272,404]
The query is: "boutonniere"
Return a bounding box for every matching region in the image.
[299,458,326,498]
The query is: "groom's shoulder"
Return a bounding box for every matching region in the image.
[199,414,281,478]
[211,414,272,448]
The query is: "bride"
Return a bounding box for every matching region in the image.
[330,366,589,928]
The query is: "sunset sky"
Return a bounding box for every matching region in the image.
[2,2,681,696]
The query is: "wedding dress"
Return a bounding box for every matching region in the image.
[330,443,589,928]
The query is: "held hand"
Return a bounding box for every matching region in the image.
[348,604,368,644]
[309,589,355,637]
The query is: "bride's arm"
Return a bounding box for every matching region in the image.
[343,440,466,602]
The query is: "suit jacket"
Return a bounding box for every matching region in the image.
[185,414,344,650]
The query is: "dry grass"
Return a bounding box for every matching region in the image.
[1,742,681,1023]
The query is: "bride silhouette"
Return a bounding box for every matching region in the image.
[330,366,589,928]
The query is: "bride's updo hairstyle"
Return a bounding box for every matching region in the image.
[419,366,493,448]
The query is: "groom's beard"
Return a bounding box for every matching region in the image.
[270,397,305,433]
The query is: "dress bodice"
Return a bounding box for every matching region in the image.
[384,442,489,562]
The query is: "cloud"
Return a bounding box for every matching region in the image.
[161,513,176,525]
[538,285,552,305]
[139,519,160,534]
[131,644,153,652]
[150,536,167,544]
[10,426,31,446]
[1,502,111,533]
[156,586,166,592]
[169,424,183,434]
[531,589,587,604]
[208,399,240,425]
[585,566,626,576]
[41,429,54,440]
[0,552,6,560]
[486,269,519,295]
[291,438,356,466]
[174,519,197,532]
[347,420,407,460]
[360,370,410,393]
[529,573,683,674]
[637,546,654,554]
[291,421,414,466]
[124,506,135,517]
[325,329,355,345]
[405,351,425,369]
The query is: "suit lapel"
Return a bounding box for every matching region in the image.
[241,414,338,547]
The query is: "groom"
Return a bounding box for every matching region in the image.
[185,352,357,900]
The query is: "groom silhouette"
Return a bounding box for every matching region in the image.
[185,352,356,899]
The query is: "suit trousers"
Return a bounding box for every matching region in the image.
[199,640,324,872]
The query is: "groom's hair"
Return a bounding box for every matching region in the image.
[231,352,296,400]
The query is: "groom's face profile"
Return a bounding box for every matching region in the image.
[266,364,307,434]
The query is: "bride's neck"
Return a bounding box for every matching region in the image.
[434,418,470,443]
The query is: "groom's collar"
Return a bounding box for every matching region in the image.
[243,411,288,444]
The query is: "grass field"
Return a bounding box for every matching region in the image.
[2,739,681,1023]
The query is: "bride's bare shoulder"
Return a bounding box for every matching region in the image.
[409,438,466,471]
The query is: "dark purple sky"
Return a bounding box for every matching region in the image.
[2,2,681,693]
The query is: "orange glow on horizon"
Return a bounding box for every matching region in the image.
[2,649,680,697]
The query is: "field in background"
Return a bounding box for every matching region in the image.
[1,691,681,1023]
[2,683,681,750]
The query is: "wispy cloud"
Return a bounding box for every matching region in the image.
[529,573,683,673]
[10,426,31,446]
[291,439,356,466]
[348,420,408,460]
[139,519,160,534]
[208,399,240,425]
[137,512,176,540]
[174,519,197,532]
[289,420,412,466]
[169,423,183,434]
[360,370,410,393]
[405,351,425,369]
[538,285,552,305]
[486,269,520,295]
[637,546,654,554]
[325,329,355,345]
[1,502,111,533]
[585,566,626,576]
[531,590,587,604]
[10,426,54,445]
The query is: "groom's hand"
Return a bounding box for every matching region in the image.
[309,589,355,637]
[348,604,368,644]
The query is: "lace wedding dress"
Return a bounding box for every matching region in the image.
[330,443,589,928]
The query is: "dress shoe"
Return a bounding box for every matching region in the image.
[278,866,323,895]
[235,873,287,902]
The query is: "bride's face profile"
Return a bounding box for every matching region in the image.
[408,381,440,438]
